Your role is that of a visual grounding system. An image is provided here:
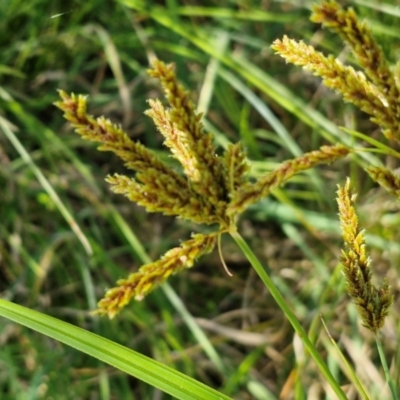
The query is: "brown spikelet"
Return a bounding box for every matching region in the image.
[337,178,393,332]
[222,142,250,195]
[55,91,184,180]
[147,61,226,212]
[366,166,400,199]
[228,144,350,216]
[106,174,220,225]
[271,37,399,140]
[96,233,217,318]
[311,1,400,107]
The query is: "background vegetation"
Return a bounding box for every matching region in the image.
[0,0,399,398]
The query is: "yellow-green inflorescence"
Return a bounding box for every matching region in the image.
[55,60,350,318]
[271,0,399,331]
[272,1,400,143]
[337,179,393,333]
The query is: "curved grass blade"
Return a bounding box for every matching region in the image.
[0,116,93,255]
[229,230,347,400]
[0,299,231,400]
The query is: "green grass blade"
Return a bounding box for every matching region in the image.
[161,283,226,374]
[0,299,231,400]
[376,334,399,400]
[0,116,93,256]
[229,230,347,400]
[175,6,296,23]
[320,318,371,400]
[216,67,302,158]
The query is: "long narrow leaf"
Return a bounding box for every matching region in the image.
[0,116,93,256]
[0,299,231,400]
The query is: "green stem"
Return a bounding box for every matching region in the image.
[376,334,398,400]
[230,229,347,400]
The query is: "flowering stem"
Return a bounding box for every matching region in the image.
[375,334,398,400]
[229,229,347,399]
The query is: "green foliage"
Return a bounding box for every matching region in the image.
[1,0,400,399]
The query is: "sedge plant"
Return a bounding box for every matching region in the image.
[55,0,398,398]
[0,0,398,398]
[272,0,398,398]
[55,59,350,398]
[54,0,400,390]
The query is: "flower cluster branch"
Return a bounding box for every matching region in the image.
[272,1,400,142]
[271,0,396,332]
[56,59,349,318]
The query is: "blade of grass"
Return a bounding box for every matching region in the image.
[4,100,101,195]
[340,127,400,160]
[175,6,297,23]
[352,0,400,17]
[0,299,231,400]
[321,318,371,400]
[217,66,302,158]
[0,117,93,256]
[229,229,347,400]
[376,334,399,400]
[197,31,229,116]
[84,24,132,126]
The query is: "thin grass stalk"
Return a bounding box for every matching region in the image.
[321,318,371,400]
[0,118,92,256]
[375,334,398,400]
[229,229,347,400]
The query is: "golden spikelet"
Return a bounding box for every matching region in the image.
[366,166,400,200]
[228,144,350,216]
[311,1,400,105]
[337,178,393,332]
[272,1,400,142]
[96,233,217,318]
[222,142,250,195]
[147,61,226,213]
